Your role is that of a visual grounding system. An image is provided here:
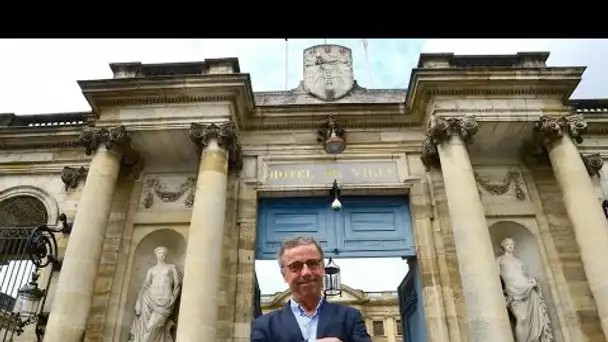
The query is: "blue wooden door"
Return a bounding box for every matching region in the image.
[256,196,415,259]
[398,257,428,342]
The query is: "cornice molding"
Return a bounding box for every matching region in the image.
[74,66,585,133]
[0,129,83,151]
[580,114,608,136]
[95,95,233,106]
[240,143,424,155]
[405,67,584,122]
[0,161,91,175]
[0,140,82,151]
[78,73,255,129]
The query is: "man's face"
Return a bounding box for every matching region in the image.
[281,244,325,300]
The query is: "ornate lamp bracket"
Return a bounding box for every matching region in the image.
[317,116,347,154]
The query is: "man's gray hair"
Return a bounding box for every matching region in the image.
[277,235,325,267]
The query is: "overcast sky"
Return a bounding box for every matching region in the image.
[0,39,606,115]
[1,39,606,294]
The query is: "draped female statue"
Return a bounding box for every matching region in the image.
[130,246,181,342]
[496,237,553,342]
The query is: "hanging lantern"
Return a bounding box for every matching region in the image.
[15,271,45,318]
[317,116,347,154]
[329,179,342,211]
[323,257,342,297]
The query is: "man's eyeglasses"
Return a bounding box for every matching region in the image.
[285,259,323,273]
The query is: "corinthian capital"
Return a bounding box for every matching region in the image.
[189,121,243,172]
[427,115,479,145]
[420,115,479,170]
[78,125,143,178]
[581,153,604,176]
[534,115,588,145]
[78,125,131,155]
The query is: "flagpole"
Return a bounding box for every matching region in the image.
[284,38,289,90]
[361,39,373,88]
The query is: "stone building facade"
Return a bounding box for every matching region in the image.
[0,44,607,342]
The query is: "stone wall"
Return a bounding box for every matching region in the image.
[4,135,604,342]
[429,169,469,342]
[0,149,89,342]
[70,170,242,342]
[530,166,604,341]
[84,177,135,342]
[422,160,608,342]
[216,175,240,341]
[232,177,258,342]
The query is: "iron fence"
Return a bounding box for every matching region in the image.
[0,223,64,342]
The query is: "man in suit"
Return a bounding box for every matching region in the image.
[251,236,372,342]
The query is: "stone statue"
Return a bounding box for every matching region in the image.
[496,237,553,342]
[130,246,181,342]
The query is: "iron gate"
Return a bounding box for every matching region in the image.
[0,220,67,342]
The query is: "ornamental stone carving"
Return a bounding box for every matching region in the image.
[421,115,479,170]
[534,115,588,145]
[78,125,143,177]
[474,170,526,201]
[121,147,145,180]
[581,153,603,176]
[78,125,131,155]
[189,121,243,172]
[497,237,554,342]
[141,176,197,209]
[129,246,181,342]
[525,115,589,165]
[60,166,88,191]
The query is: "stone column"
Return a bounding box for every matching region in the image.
[421,116,514,342]
[175,121,242,342]
[535,115,608,338]
[44,126,139,342]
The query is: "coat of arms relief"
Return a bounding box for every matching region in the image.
[303,45,355,101]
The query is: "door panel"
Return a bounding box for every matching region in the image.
[256,197,335,259]
[256,196,414,259]
[338,197,414,257]
[398,258,428,342]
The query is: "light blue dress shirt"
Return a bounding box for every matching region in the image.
[289,296,324,342]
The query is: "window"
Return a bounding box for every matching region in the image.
[372,320,384,336]
[395,319,403,335]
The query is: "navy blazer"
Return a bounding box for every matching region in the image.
[250,300,372,342]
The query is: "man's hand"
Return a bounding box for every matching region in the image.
[316,338,343,342]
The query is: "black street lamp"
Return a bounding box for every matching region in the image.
[323,257,342,297]
[4,217,69,342]
[15,271,46,318]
